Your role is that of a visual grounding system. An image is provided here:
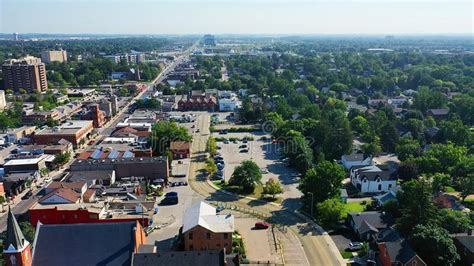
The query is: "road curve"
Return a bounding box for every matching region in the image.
[187,113,344,266]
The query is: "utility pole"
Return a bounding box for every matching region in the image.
[308,192,314,217]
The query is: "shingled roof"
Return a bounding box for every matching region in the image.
[4,208,29,252]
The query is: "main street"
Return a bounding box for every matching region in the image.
[188,113,344,266]
[0,41,198,232]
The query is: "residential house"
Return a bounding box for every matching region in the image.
[348,211,394,241]
[433,192,469,212]
[373,190,397,207]
[454,235,474,266]
[350,165,398,193]
[377,228,426,266]
[426,108,449,120]
[341,153,372,170]
[182,201,234,254]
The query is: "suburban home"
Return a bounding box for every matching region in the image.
[454,235,474,266]
[182,201,234,254]
[348,211,394,241]
[376,228,426,266]
[170,141,191,159]
[433,192,469,212]
[426,108,449,120]
[373,190,398,207]
[341,153,372,170]
[350,165,398,193]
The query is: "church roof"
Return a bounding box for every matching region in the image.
[5,208,29,252]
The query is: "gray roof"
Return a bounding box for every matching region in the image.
[455,235,474,253]
[374,190,397,205]
[353,165,397,181]
[349,211,394,233]
[428,108,449,115]
[132,250,229,266]
[182,201,234,233]
[377,228,419,264]
[4,208,29,252]
[32,222,138,266]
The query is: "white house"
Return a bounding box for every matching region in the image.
[219,98,239,112]
[387,96,409,108]
[350,165,398,193]
[341,153,372,170]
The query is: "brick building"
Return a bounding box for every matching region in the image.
[182,201,234,254]
[81,104,106,128]
[2,56,48,92]
[33,120,94,147]
[178,95,217,111]
[170,141,191,159]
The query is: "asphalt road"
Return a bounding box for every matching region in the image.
[0,42,199,233]
[188,113,344,266]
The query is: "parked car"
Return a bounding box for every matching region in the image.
[196,129,200,133]
[254,222,270,229]
[239,145,248,149]
[216,206,225,213]
[260,168,269,174]
[178,160,184,164]
[21,191,33,200]
[348,242,363,251]
[240,149,249,153]
[217,164,224,170]
[223,139,229,144]
[220,130,228,135]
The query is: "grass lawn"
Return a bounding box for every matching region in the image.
[212,180,265,199]
[341,251,354,259]
[342,200,371,218]
[444,186,457,193]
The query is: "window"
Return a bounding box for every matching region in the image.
[189,233,193,240]
[412,261,417,266]
[388,184,392,189]
[223,233,228,239]
[378,184,382,191]
[206,232,211,240]
[189,244,193,250]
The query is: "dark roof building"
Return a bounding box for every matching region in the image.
[454,235,474,266]
[3,208,33,266]
[348,211,394,241]
[377,228,426,266]
[32,221,146,266]
[133,249,238,266]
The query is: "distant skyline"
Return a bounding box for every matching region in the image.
[1,0,473,35]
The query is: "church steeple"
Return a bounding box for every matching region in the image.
[3,208,32,266]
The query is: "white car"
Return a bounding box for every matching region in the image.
[348,242,363,251]
[260,168,269,174]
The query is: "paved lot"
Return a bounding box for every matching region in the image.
[214,131,303,209]
[235,217,280,264]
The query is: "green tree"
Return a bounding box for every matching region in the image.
[410,224,460,266]
[53,152,71,166]
[413,143,467,175]
[262,178,283,198]
[350,115,369,136]
[321,110,353,160]
[396,179,439,235]
[205,158,217,177]
[206,136,217,156]
[380,122,399,152]
[299,161,346,205]
[459,175,474,201]
[438,209,471,234]
[397,162,419,182]
[229,160,262,193]
[150,121,192,155]
[316,198,344,228]
[396,137,421,161]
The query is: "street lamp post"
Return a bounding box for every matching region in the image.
[308,192,314,217]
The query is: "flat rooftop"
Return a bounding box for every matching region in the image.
[3,156,45,166]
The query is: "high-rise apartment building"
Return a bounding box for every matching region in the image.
[2,56,48,93]
[41,50,68,64]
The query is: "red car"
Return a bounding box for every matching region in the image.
[254,222,270,229]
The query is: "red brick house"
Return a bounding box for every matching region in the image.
[170,141,191,159]
[377,228,426,266]
[178,95,217,111]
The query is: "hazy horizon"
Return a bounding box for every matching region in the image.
[1,0,473,35]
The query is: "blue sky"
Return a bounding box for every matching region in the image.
[1,0,472,34]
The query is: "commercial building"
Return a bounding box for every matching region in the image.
[203,34,217,46]
[218,98,239,112]
[33,120,94,147]
[81,104,107,128]
[3,156,47,173]
[0,90,6,110]
[6,126,36,144]
[70,156,169,182]
[104,53,145,64]
[2,56,48,92]
[21,110,60,125]
[170,141,191,159]
[0,171,39,196]
[40,50,68,64]
[182,201,234,254]
[31,222,146,266]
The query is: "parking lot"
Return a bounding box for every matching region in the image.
[213,130,303,208]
